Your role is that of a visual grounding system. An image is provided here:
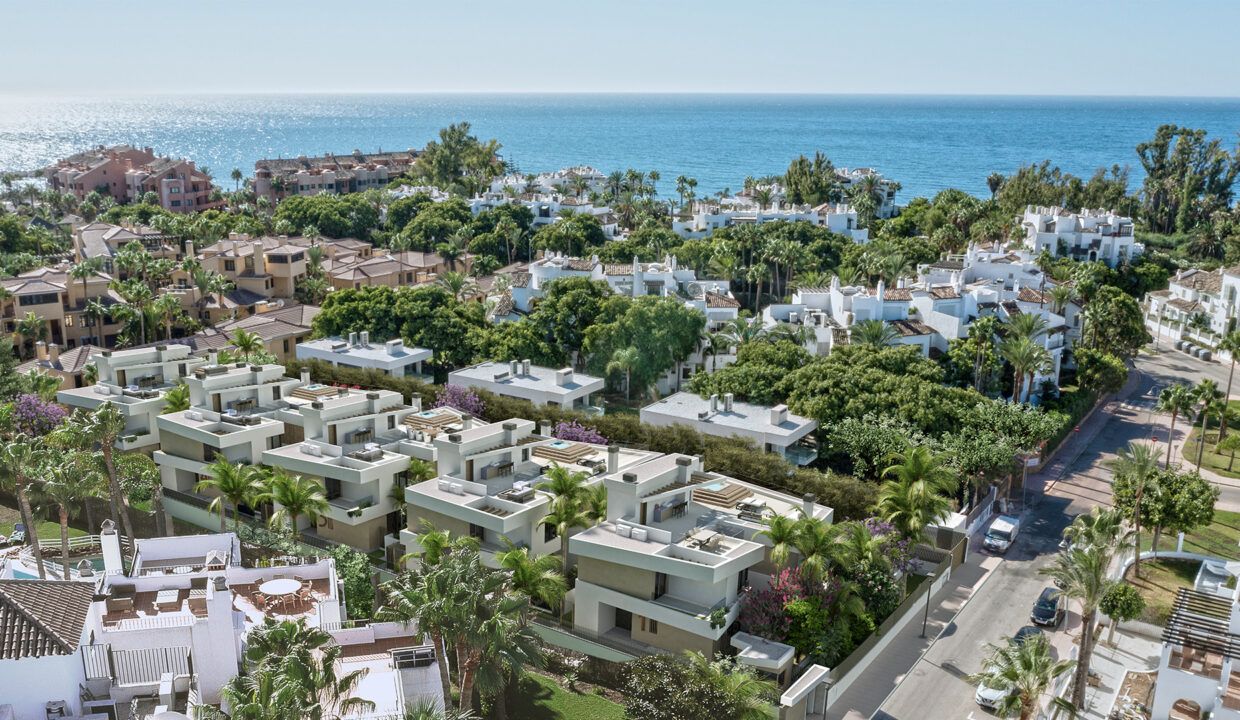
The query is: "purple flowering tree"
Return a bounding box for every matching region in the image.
[432,384,486,417]
[552,420,607,445]
[11,393,68,437]
[865,518,916,576]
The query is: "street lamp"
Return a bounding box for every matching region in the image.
[920,572,938,638]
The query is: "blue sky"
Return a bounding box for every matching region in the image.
[4,1,1238,97]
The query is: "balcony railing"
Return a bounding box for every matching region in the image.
[163,487,213,511]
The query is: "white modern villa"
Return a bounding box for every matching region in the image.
[296,331,433,378]
[1019,206,1141,267]
[448,360,604,409]
[639,392,818,466]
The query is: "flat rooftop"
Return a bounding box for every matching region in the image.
[641,392,816,440]
[298,337,432,366]
[450,362,603,396]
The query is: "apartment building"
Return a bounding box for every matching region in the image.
[1,261,127,349]
[18,341,103,389]
[1146,266,1240,346]
[1020,205,1141,267]
[400,418,658,568]
[74,221,186,273]
[671,202,869,243]
[640,392,818,466]
[252,149,419,202]
[570,454,832,660]
[449,360,604,409]
[155,359,458,551]
[0,527,441,719]
[197,235,310,302]
[486,166,609,197]
[1150,585,1240,719]
[298,332,433,378]
[45,144,222,213]
[58,344,203,452]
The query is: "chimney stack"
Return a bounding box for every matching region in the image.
[100,519,123,576]
[510,360,519,376]
[522,359,531,376]
[349,332,358,347]
[607,445,620,474]
[360,331,369,346]
[556,368,572,386]
[675,455,693,484]
[802,493,816,518]
[709,394,718,413]
[35,341,48,362]
[48,343,60,365]
[724,393,734,412]
[770,404,788,426]
[300,369,311,384]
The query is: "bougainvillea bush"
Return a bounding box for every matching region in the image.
[432,384,486,417]
[552,420,608,445]
[12,393,68,436]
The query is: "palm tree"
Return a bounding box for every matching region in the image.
[1041,546,1110,710]
[161,380,191,413]
[1001,335,1051,403]
[435,271,477,302]
[68,257,103,311]
[985,172,1005,199]
[151,293,183,340]
[606,346,641,400]
[79,403,137,552]
[21,369,62,401]
[400,699,478,720]
[536,464,591,576]
[496,543,567,612]
[0,439,48,578]
[1106,441,1159,578]
[876,446,957,540]
[268,470,329,541]
[437,230,469,272]
[1195,379,1223,467]
[15,311,48,359]
[1060,506,1132,555]
[378,567,460,704]
[755,513,801,568]
[684,651,777,720]
[231,328,264,363]
[1219,330,1240,439]
[700,330,734,373]
[197,458,267,532]
[850,319,900,349]
[1047,284,1077,315]
[582,483,607,526]
[791,516,842,584]
[402,517,480,567]
[230,168,243,191]
[1006,313,1049,341]
[38,463,89,579]
[1157,383,1196,468]
[968,635,1075,720]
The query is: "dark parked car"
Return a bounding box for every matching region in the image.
[1013,625,1045,646]
[1031,587,1065,627]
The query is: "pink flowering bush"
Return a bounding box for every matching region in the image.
[553,420,607,445]
[738,566,833,642]
[432,384,486,417]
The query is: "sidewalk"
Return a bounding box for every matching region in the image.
[1057,625,1161,720]
[1038,365,1144,494]
[828,553,1003,720]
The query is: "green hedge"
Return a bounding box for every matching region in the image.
[286,359,877,521]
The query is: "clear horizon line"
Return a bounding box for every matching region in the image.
[2,89,1240,101]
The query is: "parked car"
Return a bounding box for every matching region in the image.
[1031,587,1066,627]
[983,515,1020,554]
[1014,625,1045,645]
[975,680,1011,710]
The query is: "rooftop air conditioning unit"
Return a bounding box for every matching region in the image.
[450,482,464,495]
[630,528,647,542]
[615,524,632,538]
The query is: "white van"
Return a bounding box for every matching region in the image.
[983,515,1020,554]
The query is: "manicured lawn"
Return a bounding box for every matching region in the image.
[1141,509,1240,561]
[0,503,88,542]
[507,672,625,720]
[1124,558,1199,625]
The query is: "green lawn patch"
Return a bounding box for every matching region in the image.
[0,519,87,542]
[507,672,625,720]
[1124,558,1199,625]
[1141,509,1240,561]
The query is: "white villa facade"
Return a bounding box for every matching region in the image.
[449,360,604,409]
[640,392,818,466]
[1145,266,1240,347]
[671,202,869,243]
[297,331,433,378]
[1020,206,1141,267]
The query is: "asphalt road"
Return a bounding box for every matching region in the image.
[874,347,1223,720]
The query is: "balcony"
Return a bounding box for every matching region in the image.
[783,442,818,466]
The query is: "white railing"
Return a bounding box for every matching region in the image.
[105,613,196,632]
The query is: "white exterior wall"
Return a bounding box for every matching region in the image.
[0,654,85,719]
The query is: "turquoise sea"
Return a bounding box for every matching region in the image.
[0,94,1237,200]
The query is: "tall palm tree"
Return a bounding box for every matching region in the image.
[378,566,460,703]
[1195,379,1223,468]
[402,517,480,567]
[80,403,137,552]
[606,346,641,401]
[1219,330,1240,439]
[967,635,1075,720]
[230,168,243,191]
[791,517,843,584]
[151,293,183,340]
[582,483,607,526]
[15,311,48,359]
[196,458,267,532]
[0,439,48,579]
[850,319,900,349]
[268,470,329,541]
[700,330,734,373]
[435,271,477,302]
[1060,506,1130,553]
[1041,546,1111,710]
[474,610,544,720]
[1006,313,1049,341]
[1157,383,1196,468]
[536,464,591,576]
[68,257,103,310]
[877,446,957,540]
[1106,441,1159,578]
[1047,284,1077,315]
[231,328,264,363]
[38,462,89,579]
[1001,335,1051,404]
[496,543,567,612]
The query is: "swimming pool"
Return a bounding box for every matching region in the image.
[702,481,727,492]
[549,440,571,449]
